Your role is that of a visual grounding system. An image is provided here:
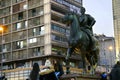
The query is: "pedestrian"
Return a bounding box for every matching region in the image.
[109,61,120,80]
[40,59,58,80]
[30,63,40,80]
[100,72,107,80]
[53,59,64,79]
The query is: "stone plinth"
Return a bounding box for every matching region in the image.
[60,74,100,80]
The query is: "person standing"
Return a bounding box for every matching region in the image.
[40,59,58,80]
[30,63,40,80]
[53,60,64,79]
[109,61,120,80]
[100,72,107,80]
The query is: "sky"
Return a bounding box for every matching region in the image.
[83,0,114,37]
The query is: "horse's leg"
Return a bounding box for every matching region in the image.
[66,47,74,74]
[81,53,87,74]
[66,48,73,60]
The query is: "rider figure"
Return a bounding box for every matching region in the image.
[79,7,96,36]
[79,7,96,51]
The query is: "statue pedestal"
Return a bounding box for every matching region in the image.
[60,74,100,80]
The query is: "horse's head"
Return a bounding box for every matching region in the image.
[62,13,74,25]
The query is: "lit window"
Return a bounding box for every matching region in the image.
[33,38,37,42]
[33,28,36,32]
[33,28,36,35]
[29,39,32,43]
[39,11,43,15]
[23,4,27,9]
[16,22,21,29]
[16,41,25,48]
[40,26,44,34]
[41,26,44,31]
[17,41,20,46]
[29,38,37,43]
[20,41,23,48]
[25,21,28,27]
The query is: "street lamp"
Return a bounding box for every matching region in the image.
[108,46,113,68]
[0,26,4,76]
[109,46,113,51]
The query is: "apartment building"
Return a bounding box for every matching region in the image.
[0,0,82,79]
[112,0,120,61]
[95,34,116,72]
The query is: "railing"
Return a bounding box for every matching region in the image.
[2,66,83,74]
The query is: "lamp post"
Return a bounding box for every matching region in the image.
[108,46,113,68]
[0,26,3,76]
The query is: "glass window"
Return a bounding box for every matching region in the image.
[18,12,23,20]
[29,38,37,43]
[28,0,41,9]
[39,26,44,35]
[0,0,11,8]
[33,47,40,56]
[32,8,36,16]
[13,4,20,13]
[23,4,27,10]
[16,22,21,29]
[54,0,81,14]
[33,38,37,42]
[39,6,44,15]
[2,52,11,61]
[23,20,28,28]
[3,43,11,52]
[23,21,27,28]
[33,28,36,36]
[28,47,44,57]
[28,17,41,27]
[74,0,82,3]
[51,34,67,42]
[0,7,11,16]
[13,40,27,49]
[51,24,66,34]
[16,62,25,68]
[13,21,27,31]
[24,62,31,68]
[1,16,11,24]
[13,2,26,12]
[41,26,44,31]
[28,6,43,17]
[2,18,5,24]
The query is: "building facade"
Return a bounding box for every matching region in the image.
[112,0,120,61]
[0,0,82,79]
[96,34,116,72]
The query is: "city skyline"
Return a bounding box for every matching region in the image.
[83,0,114,37]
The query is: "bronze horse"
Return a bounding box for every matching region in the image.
[62,13,99,73]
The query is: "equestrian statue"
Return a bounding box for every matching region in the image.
[62,7,99,73]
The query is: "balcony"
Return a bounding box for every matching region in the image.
[51,0,69,14]
[51,40,68,48]
[64,0,82,7]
